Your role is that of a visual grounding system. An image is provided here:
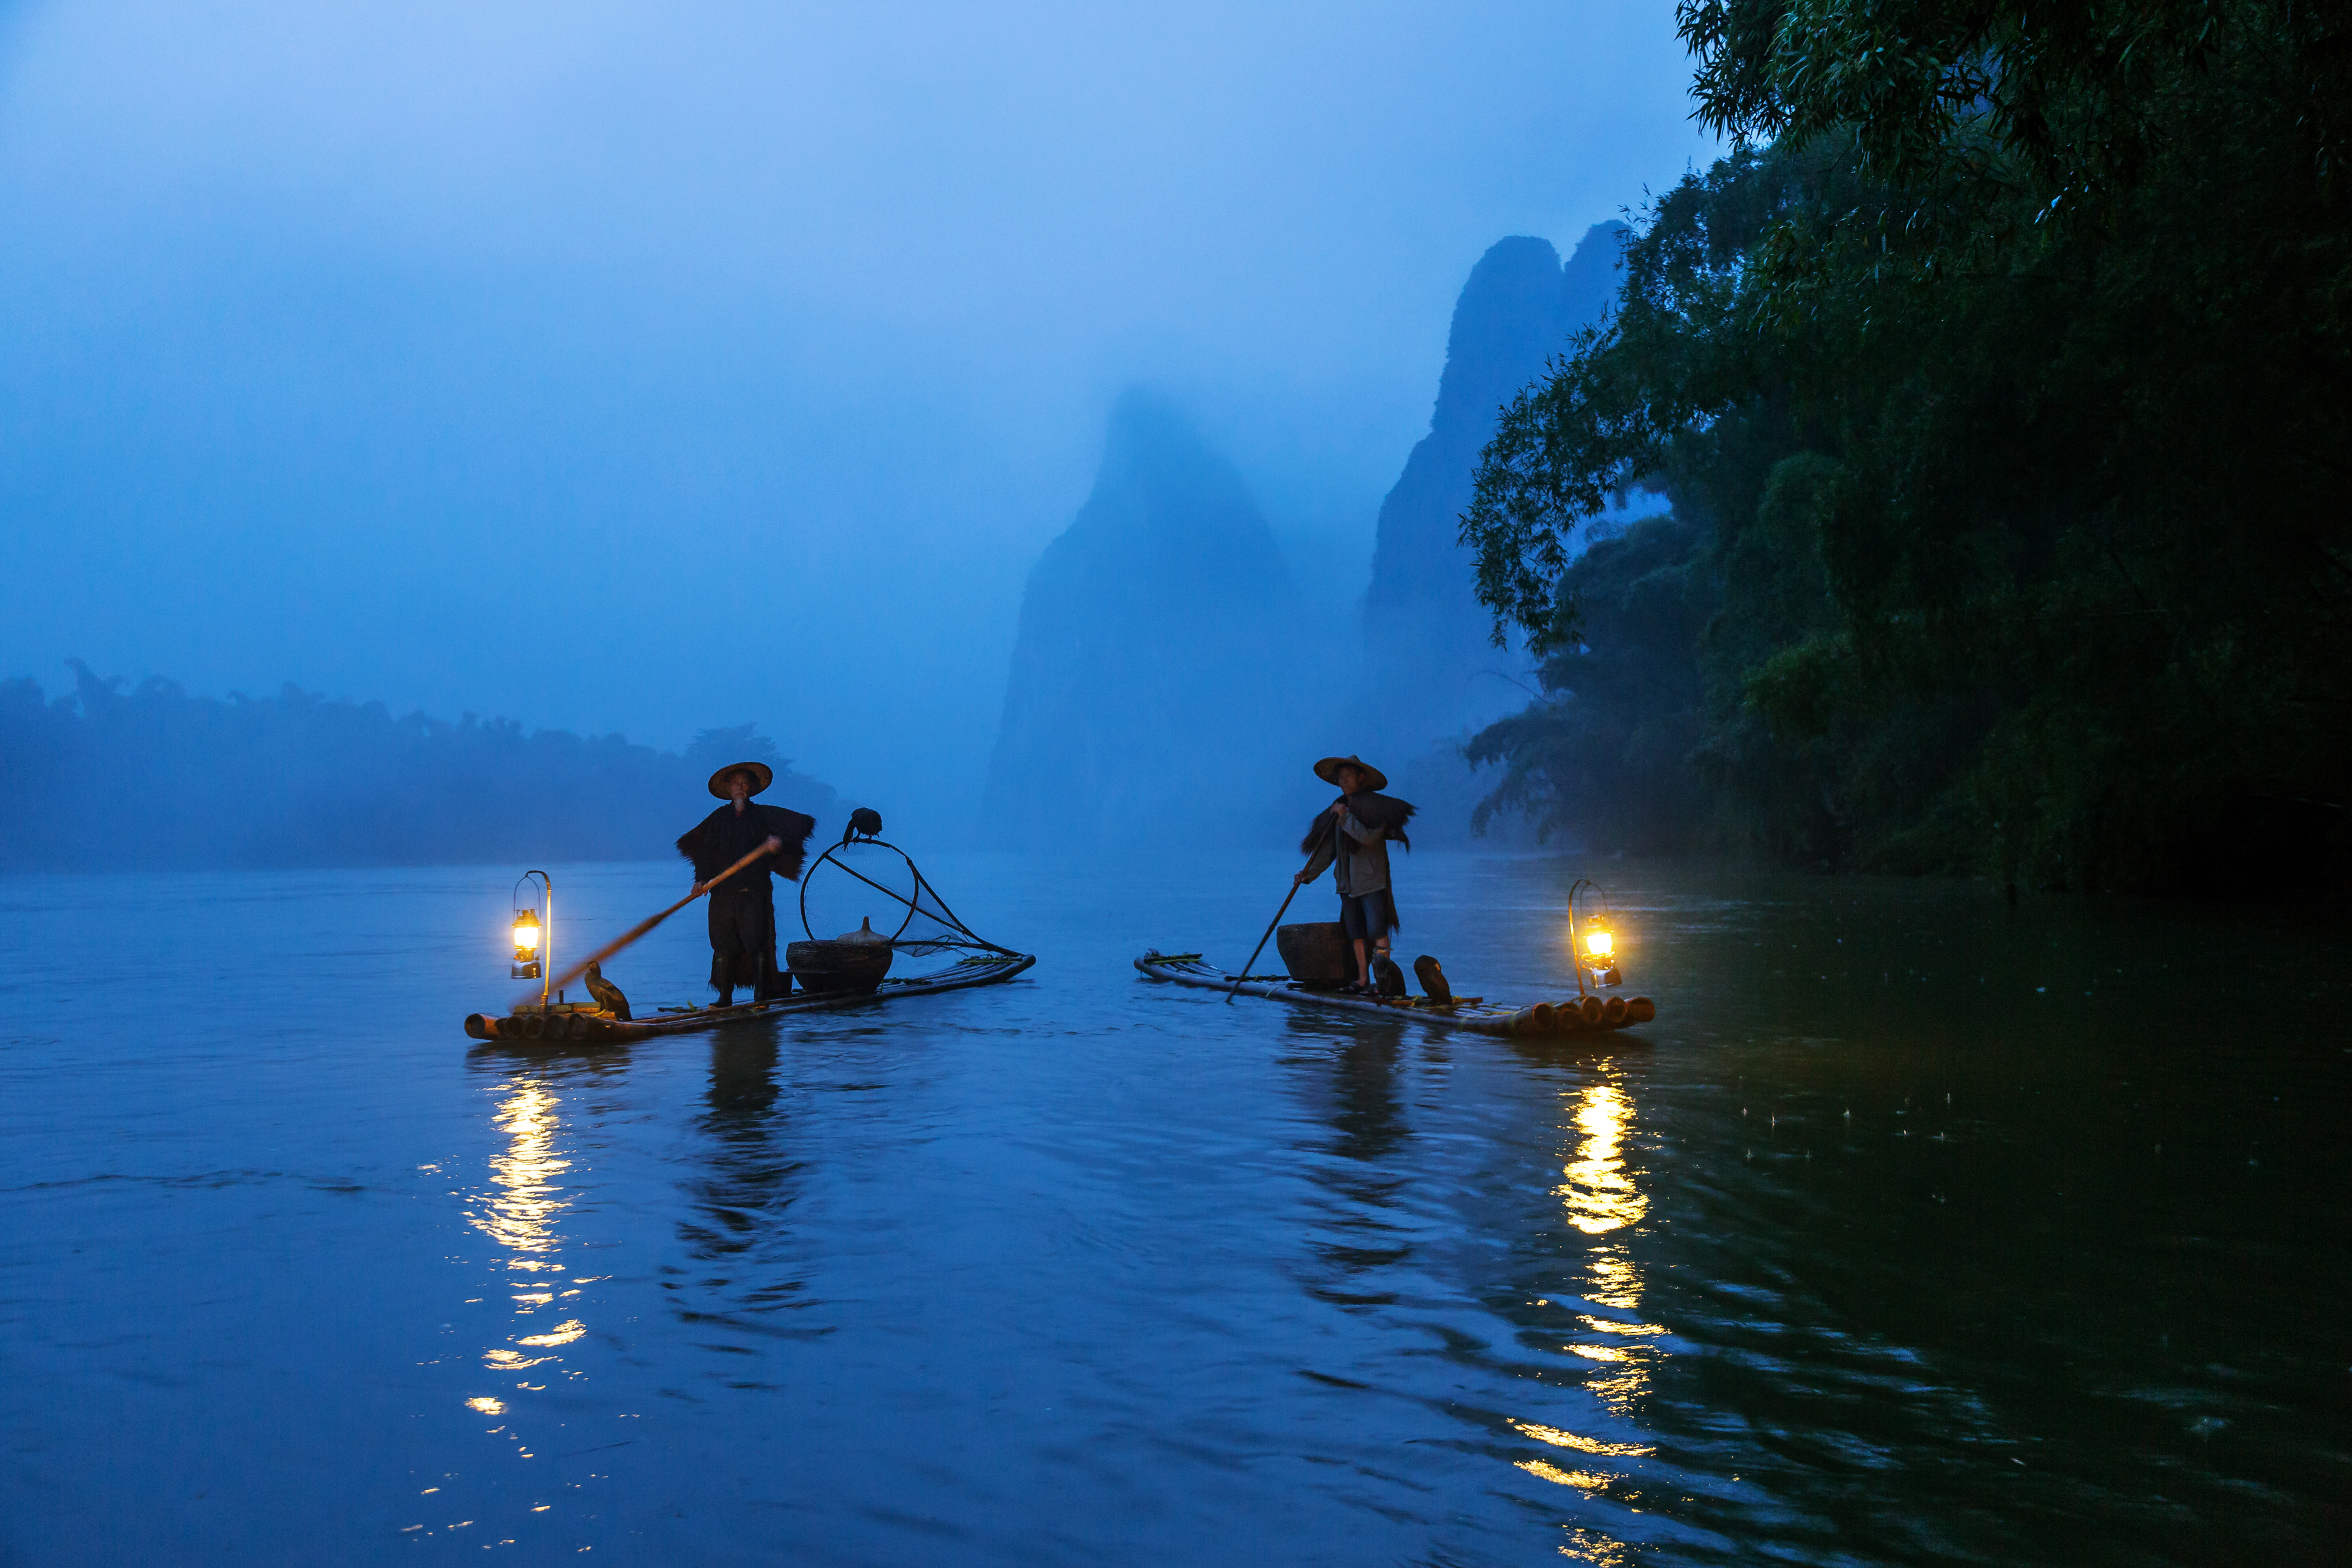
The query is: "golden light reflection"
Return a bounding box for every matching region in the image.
[1558,1527,1636,1566]
[1556,1084,1647,1236]
[1512,1421,1652,1458]
[1551,1079,1659,1417]
[468,1083,570,1258]
[1585,1248,1641,1313]
[515,1319,585,1348]
[463,1077,592,1429]
[1517,1458,1611,1491]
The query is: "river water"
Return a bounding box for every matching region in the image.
[1,850,2345,1565]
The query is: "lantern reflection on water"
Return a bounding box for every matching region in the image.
[1554,1081,1664,1418]
[462,1077,584,1426]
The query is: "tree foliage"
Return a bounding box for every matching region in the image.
[1462,1,2350,890]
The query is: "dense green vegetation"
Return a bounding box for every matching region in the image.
[0,662,839,871]
[1464,1,2350,890]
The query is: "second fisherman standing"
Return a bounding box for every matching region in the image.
[676,760,817,1006]
[1293,753,1416,993]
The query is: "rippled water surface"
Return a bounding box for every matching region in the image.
[3,851,2346,1565]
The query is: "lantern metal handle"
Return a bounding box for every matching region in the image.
[512,870,553,1009]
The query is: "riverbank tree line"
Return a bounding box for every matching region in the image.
[0,661,840,871]
[1463,0,2349,892]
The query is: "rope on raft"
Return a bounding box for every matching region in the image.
[796,836,1018,959]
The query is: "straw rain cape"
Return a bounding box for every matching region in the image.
[676,803,817,889]
[1300,792,1416,856]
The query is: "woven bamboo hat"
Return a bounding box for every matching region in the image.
[1313,754,1388,791]
[707,761,774,800]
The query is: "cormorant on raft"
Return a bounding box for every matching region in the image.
[583,960,631,1021]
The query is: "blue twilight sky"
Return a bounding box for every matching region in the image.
[0,1,1714,818]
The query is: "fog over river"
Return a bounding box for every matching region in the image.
[3,853,2342,1565]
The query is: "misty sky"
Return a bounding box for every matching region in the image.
[0,1,1714,823]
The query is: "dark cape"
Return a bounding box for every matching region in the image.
[676,802,818,894]
[678,802,817,999]
[1300,791,1416,856]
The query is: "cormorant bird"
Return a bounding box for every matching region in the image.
[1413,955,1453,1005]
[583,960,631,1021]
[842,806,884,845]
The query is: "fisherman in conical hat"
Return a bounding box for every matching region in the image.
[676,761,817,1007]
[1292,754,1416,993]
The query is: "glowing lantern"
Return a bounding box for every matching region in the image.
[512,909,543,968]
[1566,880,1625,992]
[510,871,554,1001]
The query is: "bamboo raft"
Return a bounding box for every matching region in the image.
[1134,950,1653,1038]
[466,950,1036,1046]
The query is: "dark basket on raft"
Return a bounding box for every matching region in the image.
[784,937,893,995]
[1275,921,1353,987]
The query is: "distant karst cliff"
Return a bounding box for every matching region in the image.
[981,389,1304,847]
[1361,224,1627,733]
[1354,224,1627,838]
[981,230,1628,849]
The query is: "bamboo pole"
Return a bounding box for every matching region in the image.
[521,837,779,1009]
[1228,810,1339,1001]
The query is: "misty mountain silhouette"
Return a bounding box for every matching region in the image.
[981,388,1303,848]
[1363,224,1626,714]
[1353,225,1628,840]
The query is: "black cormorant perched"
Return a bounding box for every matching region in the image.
[842,807,884,845]
[1412,955,1453,1005]
[583,960,631,1021]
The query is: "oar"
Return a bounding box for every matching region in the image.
[1228,812,1338,1002]
[523,836,779,1008]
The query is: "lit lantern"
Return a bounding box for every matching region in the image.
[511,909,543,979]
[512,909,542,960]
[510,871,554,1000]
[1565,879,1624,991]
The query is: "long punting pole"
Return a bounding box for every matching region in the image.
[520,839,778,1010]
[1228,811,1338,1002]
